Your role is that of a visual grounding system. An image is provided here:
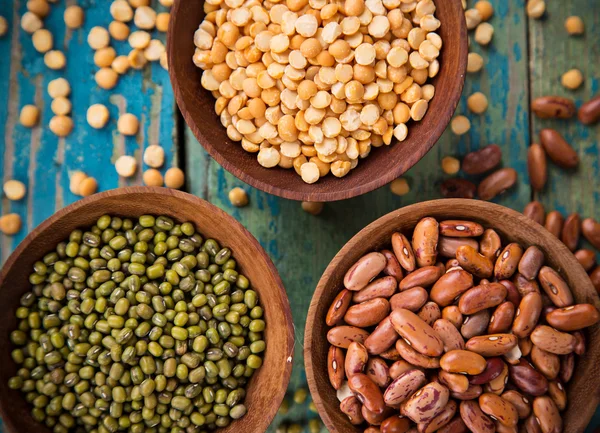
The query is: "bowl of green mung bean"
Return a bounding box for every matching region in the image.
[0,186,294,433]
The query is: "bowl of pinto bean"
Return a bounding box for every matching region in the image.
[304,199,600,433]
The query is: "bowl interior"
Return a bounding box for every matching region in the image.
[167,0,468,202]
[305,199,600,433]
[0,187,294,433]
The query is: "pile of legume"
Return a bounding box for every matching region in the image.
[7,214,265,433]
[194,0,443,184]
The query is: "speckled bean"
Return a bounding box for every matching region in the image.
[501,390,531,419]
[383,368,427,406]
[433,319,465,352]
[430,270,474,307]
[328,345,345,390]
[353,276,398,303]
[512,292,543,338]
[418,302,441,326]
[530,325,575,355]
[538,267,573,308]
[440,350,486,375]
[390,360,419,380]
[484,361,509,395]
[326,289,353,326]
[459,283,507,315]
[508,359,548,396]
[412,218,439,268]
[365,316,399,355]
[392,232,417,272]
[417,399,457,433]
[532,396,562,433]
[469,357,505,385]
[381,415,411,433]
[494,243,524,280]
[395,338,441,369]
[400,266,445,291]
[451,384,483,401]
[437,416,469,433]
[456,245,494,279]
[559,353,574,383]
[545,303,600,331]
[530,345,559,380]
[344,252,387,291]
[390,309,444,357]
[547,381,567,411]
[480,229,502,259]
[459,400,495,433]
[489,302,515,334]
[465,334,518,357]
[382,249,404,282]
[367,357,391,388]
[499,280,522,307]
[461,310,490,339]
[544,211,564,239]
[479,393,519,427]
[442,306,464,329]
[518,246,545,280]
[345,297,391,327]
[340,395,365,425]
[327,326,370,348]
[513,273,541,297]
[440,220,484,237]
[348,373,386,414]
[438,237,479,258]
[439,370,469,393]
[391,287,429,312]
[345,342,369,378]
[402,382,450,424]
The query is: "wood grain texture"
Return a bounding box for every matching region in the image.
[305,199,600,433]
[0,0,178,264]
[0,187,294,433]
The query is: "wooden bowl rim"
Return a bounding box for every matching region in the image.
[0,186,295,433]
[167,0,468,202]
[304,198,600,433]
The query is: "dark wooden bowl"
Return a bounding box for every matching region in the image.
[167,0,468,202]
[0,187,294,433]
[304,199,600,433]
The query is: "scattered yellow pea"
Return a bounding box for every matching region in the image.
[229,187,249,207]
[467,92,489,114]
[79,177,98,197]
[143,169,164,186]
[69,171,88,195]
[21,11,43,34]
[48,77,70,98]
[0,213,22,235]
[109,21,130,41]
[390,178,410,196]
[450,115,471,135]
[561,69,583,90]
[164,167,185,189]
[49,115,74,137]
[565,16,584,35]
[118,113,140,136]
[95,68,119,90]
[27,0,50,18]
[0,16,8,37]
[115,155,138,178]
[301,201,324,215]
[441,156,461,175]
[32,28,53,53]
[87,104,110,129]
[3,180,27,201]
[112,56,130,75]
[44,50,66,70]
[51,97,72,116]
[88,26,110,50]
[64,5,85,29]
[156,13,170,32]
[143,145,165,168]
[19,105,40,128]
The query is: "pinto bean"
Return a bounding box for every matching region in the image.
[544,211,564,238]
[574,248,596,272]
[524,414,543,433]
[532,396,562,433]
[519,337,533,357]
[578,95,600,125]
[461,309,491,339]
[523,201,545,225]
[433,319,466,352]
[537,266,574,308]
[513,272,540,297]
[547,381,567,411]
[412,218,439,268]
[456,245,493,278]
[381,346,403,361]
[480,228,502,259]
[478,168,518,201]
[462,145,502,175]
[344,252,388,291]
[348,373,386,414]
[527,144,548,191]
[465,334,518,357]
[512,292,543,338]
[442,306,464,329]
[367,357,391,388]
[402,382,450,424]
[327,326,370,348]
[469,357,505,385]
[508,359,549,396]
[363,405,395,425]
[340,395,365,425]
[499,280,522,307]
[438,236,479,258]
[479,393,519,427]
[439,220,484,237]
[559,353,574,383]
[353,276,398,303]
[395,338,441,369]
[440,350,486,375]
[391,287,429,312]
[458,283,507,315]
[383,369,427,405]
[451,384,483,401]
[459,400,495,433]
[494,243,524,280]
[326,289,353,326]
[540,128,579,169]
[518,246,545,280]
[489,302,515,334]
[417,400,457,433]
[560,212,580,252]
[365,316,399,355]
[484,361,509,395]
[328,345,345,390]
[392,232,417,272]
[501,390,532,419]
[530,345,560,380]
[530,325,575,355]
[345,298,391,327]
[441,178,477,199]
[381,415,411,433]
[581,217,600,250]
[418,302,441,326]
[531,96,576,119]
[545,303,600,331]
[346,342,369,378]
[390,309,444,357]
[439,370,469,393]
[399,266,445,290]
[430,270,474,307]
[382,249,404,282]
[390,360,420,380]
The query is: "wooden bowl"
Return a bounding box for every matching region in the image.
[0,187,294,433]
[304,199,600,433]
[167,0,468,202]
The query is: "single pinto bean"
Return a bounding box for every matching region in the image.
[440,350,486,375]
[430,270,474,307]
[489,302,515,334]
[546,304,600,331]
[353,276,398,303]
[412,218,439,268]
[495,243,524,280]
[469,357,505,385]
[458,283,507,315]
[326,289,353,326]
[391,287,429,312]
[365,316,399,355]
[438,237,479,258]
[328,345,345,390]
[530,345,559,380]
[480,228,502,259]
[559,353,574,383]
[459,401,495,433]
[348,373,386,414]
[441,178,477,199]
[439,370,469,393]
[418,302,441,326]
[389,360,419,380]
[484,361,509,395]
[513,273,540,297]
[327,326,370,348]
[466,334,518,357]
[501,390,532,419]
[478,168,518,201]
[442,306,464,329]
[433,319,465,352]
[418,400,457,433]
[462,144,502,175]
[544,211,564,238]
[395,338,441,369]
[523,201,545,225]
[479,393,519,427]
[456,245,493,278]
[531,96,576,119]
[461,309,490,339]
[383,369,427,405]
[578,94,600,125]
[381,415,411,433]
[392,232,417,272]
[547,381,567,411]
[402,382,450,424]
[527,144,547,191]
[344,252,387,291]
[538,266,573,307]
[345,342,369,378]
[581,217,600,250]
[367,357,391,388]
[399,266,445,290]
[560,212,580,251]
[530,325,575,355]
[380,346,402,361]
[382,249,404,282]
[390,309,444,357]
[574,249,596,271]
[451,384,483,401]
[525,414,543,433]
[509,359,549,396]
[340,395,365,425]
[439,220,484,237]
[512,292,543,338]
[345,298,391,327]
[518,246,545,280]
[532,396,562,433]
[540,129,579,168]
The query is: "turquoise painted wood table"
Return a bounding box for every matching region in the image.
[0,0,599,431]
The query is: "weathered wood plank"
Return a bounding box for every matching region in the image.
[528,2,600,431]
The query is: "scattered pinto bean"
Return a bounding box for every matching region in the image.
[544,211,564,238]
[438,237,479,258]
[531,96,576,119]
[440,178,477,199]
[523,201,545,225]
[537,266,574,307]
[574,249,596,271]
[589,266,600,294]
[527,144,547,191]
[578,94,600,125]
[462,144,502,175]
[560,212,580,251]
[539,129,579,169]
[383,369,427,406]
[581,217,600,250]
[478,168,518,201]
[418,302,441,326]
[459,400,495,433]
